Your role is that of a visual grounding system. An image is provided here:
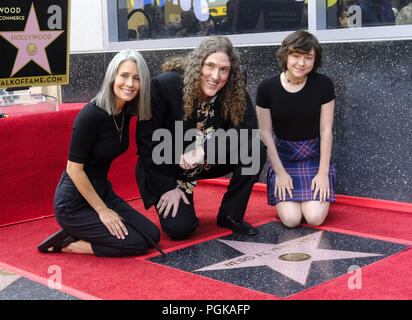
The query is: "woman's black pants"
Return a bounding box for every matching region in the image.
[54,171,160,257]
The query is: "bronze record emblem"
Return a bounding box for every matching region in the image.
[278,253,311,261]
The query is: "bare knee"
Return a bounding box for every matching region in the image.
[305,215,325,227]
[282,216,302,228]
[276,202,302,228]
[302,201,330,226]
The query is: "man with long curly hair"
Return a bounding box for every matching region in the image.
[135,36,266,240]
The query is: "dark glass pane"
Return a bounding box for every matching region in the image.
[116,0,308,41]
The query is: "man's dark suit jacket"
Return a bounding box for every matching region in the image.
[135,70,258,210]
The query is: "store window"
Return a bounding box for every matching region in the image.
[326,0,412,28]
[107,0,412,49]
[116,0,308,42]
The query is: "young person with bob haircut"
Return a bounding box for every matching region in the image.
[256,30,336,228]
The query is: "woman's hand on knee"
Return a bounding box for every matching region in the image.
[157,188,190,219]
[98,208,128,240]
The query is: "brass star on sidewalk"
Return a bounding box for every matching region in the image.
[195,231,383,285]
[0,4,64,76]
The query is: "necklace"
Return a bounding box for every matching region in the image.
[112,109,125,143]
[284,72,307,85]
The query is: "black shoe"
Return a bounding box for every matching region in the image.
[217,216,258,236]
[37,229,75,253]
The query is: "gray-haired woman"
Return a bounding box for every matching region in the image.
[38,49,161,257]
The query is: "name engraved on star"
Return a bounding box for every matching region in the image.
[272,237,313,252]
[256,251,272,257]
[224,255,255,267]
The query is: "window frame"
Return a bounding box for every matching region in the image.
[103,0,412,51]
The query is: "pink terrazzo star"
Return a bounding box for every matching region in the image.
[195,231,383,285]
[0,4,64,76]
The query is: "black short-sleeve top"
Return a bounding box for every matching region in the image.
[68,101,132,179]
[256,72,335,141]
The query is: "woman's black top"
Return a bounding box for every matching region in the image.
[68,101,132,179]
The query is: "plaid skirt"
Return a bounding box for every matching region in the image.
[267,137,336,205]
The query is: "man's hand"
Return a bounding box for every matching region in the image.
[180,146,205,170]
[157,188,190,219]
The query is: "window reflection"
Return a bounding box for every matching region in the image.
[118,0,308,42]
[327,0,412,28]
